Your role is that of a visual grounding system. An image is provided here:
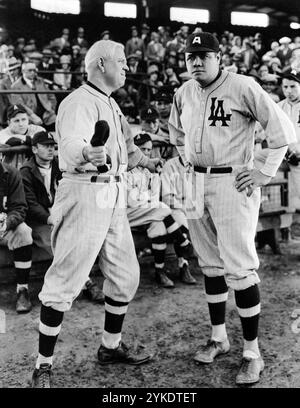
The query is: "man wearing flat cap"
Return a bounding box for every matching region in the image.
[169,31,297,385]
[125,26,145,58]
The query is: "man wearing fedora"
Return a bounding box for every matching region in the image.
[11,61,57,131]
[0,57,22,128]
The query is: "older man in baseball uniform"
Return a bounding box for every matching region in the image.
[169,32,296,385]
[31,40,160,388]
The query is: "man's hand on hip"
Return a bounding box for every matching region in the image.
[82,145,107,168]
[235,168,272,197]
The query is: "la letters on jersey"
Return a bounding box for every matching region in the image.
[208,97,232,127]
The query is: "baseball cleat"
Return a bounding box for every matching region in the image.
[155,269,175,288]
[194,338,230,364]
[31,364,52,388]
[82,280,105,304]
[16,288,32,314]
[235,356,265,385]
[98,342,153,365]
[179,264,197,284]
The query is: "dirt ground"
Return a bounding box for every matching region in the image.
[0,232,300,389]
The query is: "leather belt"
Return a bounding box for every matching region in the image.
[194,166,233,174]
[90,175,121,183]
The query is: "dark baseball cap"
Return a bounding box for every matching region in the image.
[32,131,56,146]
[7,104,27,120]
[134,133,152,146]
[279,69,300,84]
[185,32,220,53]
[140,106,159,121]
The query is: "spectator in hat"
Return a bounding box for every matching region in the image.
[240,39,259,71]
[262,41,280,64]
[72,27,89,49]
[269,57,282,75]
[258,63,270,80]
[127,53,142,74]
[138,65,163,109]
[166,30,185,55]
[36,49,55,82]
[6,45,15,59]
[261,74,281,103]
[153,88,174,133]
[125,26,145,58]
[51,28,71,54]
[253,33,266,60]
[0,104,45,168]
[141,23,151,47]
[14,37,25,61]
[70,45,83,71]
[0,57,22,128]
[140,106,171,159]
[99,30,111,41]
[125,132,195,288]
[53,55,72,90]
[276,37,293,68]
[230,36,242,56]
[146,32,165,64]
[11,61,57,131]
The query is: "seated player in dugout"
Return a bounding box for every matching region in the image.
[140,106,176,160]
[0,152,33,313]
[125,132,196,288]
[19,131,105,306]
[0,104,45,169]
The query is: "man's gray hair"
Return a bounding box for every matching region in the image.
[85,40,124,72]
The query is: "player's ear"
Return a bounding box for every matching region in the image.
[97,58,105,73]
[216,52,221,63]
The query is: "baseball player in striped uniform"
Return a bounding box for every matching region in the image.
[31,40,161,388]
[277,70,300,210]
[169,32,296,385]
[126,132,195,287]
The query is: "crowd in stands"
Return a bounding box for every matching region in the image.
[1,22,300,311]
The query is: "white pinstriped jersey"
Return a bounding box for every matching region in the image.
[169,70,296,167]
[160,156,186,210]
[277,99,300,145]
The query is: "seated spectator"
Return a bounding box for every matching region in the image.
[240,39,259,71]
[125,133,195,288]
[0,104,44,168]
[163,64,180,87]
[138,65,163,108]
[141,23,151,47]
[125,26,145,58]
[146,32,165,64]
[72,27,89,49]
[127,53,144,75]
[269,57,282,75]
[261,74,281,103]
[0,158,33,313]
[70,45,82,71]
[37,49,55,82]
[0,57,22,128]
[276,37,293,68]
[166,30,185,55]
[262,41,280,64]
[258,64,269,80]
[99,30,111,41]
[152,88,173,132]
[140,106,170,159]
[230,35,242,56]
[53,55,72,90]
[51,28,71,54]
[20,131,104,304]
[11,61,57,131]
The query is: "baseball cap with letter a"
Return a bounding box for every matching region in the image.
[185,32,220,53]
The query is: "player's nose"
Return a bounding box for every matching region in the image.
[193,55,204,65]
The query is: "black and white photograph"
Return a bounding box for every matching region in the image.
[0,0,300,394]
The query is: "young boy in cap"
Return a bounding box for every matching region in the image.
[126,132,196,287]
[0,104,45,168]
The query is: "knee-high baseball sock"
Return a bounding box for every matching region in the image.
[234,284,261,358]
[174,242,188,268]
[13,245,32,292]
[151,235,167,269]
[163,215,190,247]
[102,296,128,349]
[36,305,64,368]
[204,275,228,342]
